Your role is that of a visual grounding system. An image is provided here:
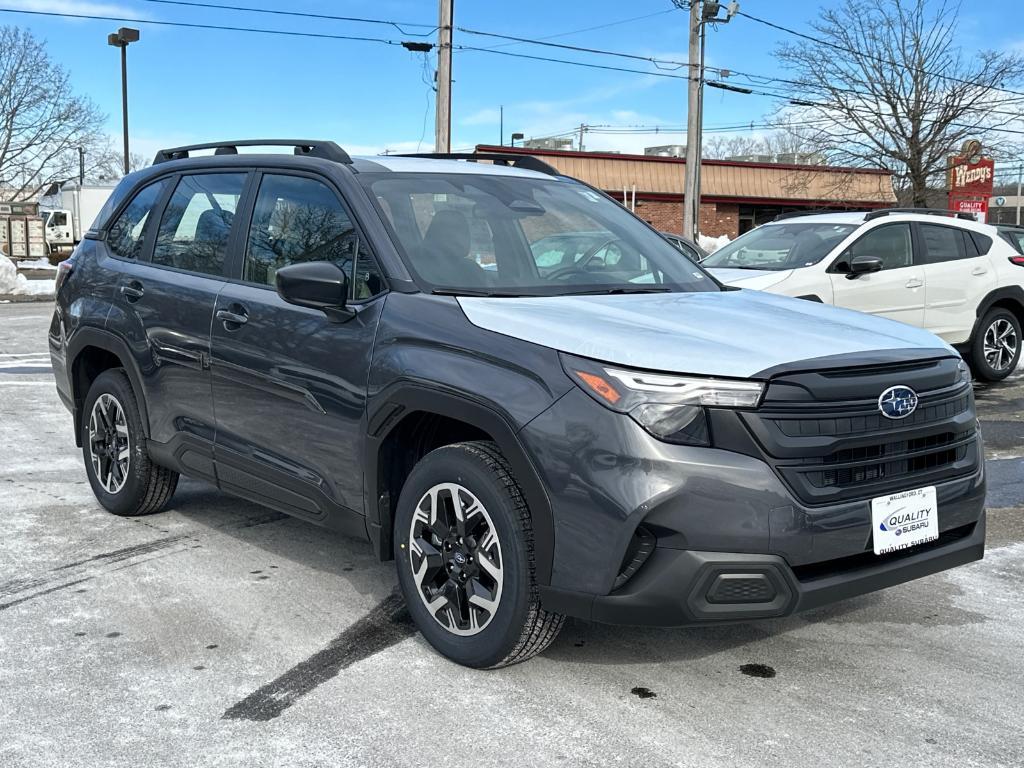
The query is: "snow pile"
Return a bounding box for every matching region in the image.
[0,255,55,296]
[698,234,731,254]
[16,256,57,271]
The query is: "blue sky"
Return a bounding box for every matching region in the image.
[3,0,1023,161]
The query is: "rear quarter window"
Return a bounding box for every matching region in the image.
[969,231,993,255]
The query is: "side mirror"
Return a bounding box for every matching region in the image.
[275,261,352,320]
[845,254,883,279]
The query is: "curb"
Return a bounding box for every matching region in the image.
[0,294,55,304]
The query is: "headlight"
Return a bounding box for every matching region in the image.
[562,354,764,445]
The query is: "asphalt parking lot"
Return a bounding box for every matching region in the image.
[1,301,1022,768]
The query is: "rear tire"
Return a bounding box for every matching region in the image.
[394,441,564,668]
[970,308,1021,382]
[81,369,178,516]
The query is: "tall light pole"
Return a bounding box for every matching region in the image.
[107,27,140,176]
[435,0,453,153]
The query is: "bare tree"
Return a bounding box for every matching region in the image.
[0,26,108,200]
[703,124,825,163]
[770,0,1024,205]
[92,146,148,182]
[702,135,767,159]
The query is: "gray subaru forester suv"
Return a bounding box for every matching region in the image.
[49,140,985,668]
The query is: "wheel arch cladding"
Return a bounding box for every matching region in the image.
[364,384,556,585]
[977,286,1024,326]
[68,328,150,447]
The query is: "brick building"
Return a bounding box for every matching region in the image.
[475,144,896,238]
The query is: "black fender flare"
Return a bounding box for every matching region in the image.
[964,286,1024,348]
[66,326,151,446]
[363,382,555,585]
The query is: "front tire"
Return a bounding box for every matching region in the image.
[971,308,1021,382]
[394,441,564,668]
[81,369,179,516]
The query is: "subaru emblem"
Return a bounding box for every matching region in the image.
[878,385,918,419]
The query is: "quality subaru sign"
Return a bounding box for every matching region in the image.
[870,487,939,555]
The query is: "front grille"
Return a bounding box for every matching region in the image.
[738,359,979,506]
[805,429,974,490]
[774,393,971,438]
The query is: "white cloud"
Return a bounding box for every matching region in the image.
[460,108,501,127]
[5,0,141,16]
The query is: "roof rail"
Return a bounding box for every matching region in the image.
[863,207,975,222]
[153,139,352,165]
[395,152,560,177]
[772,209,860,222]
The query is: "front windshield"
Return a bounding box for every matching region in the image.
[362,172,718,296]
[702,222,857,271]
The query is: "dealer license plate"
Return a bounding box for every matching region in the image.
[870,486,938,555]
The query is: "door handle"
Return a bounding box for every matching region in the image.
[971,266,988,276]
[216,306,249,328]
[905,278,923,289]
[120,281,144,302]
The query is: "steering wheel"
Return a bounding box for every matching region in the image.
[545,238,622,281]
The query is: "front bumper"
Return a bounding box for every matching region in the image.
[522,387,986,625]
[541,513,985,626]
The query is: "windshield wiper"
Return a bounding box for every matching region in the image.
[431,288,527,298]
[560,286,673,296]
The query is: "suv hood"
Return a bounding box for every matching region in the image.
[705,267,794,290]
[457,289,953,378]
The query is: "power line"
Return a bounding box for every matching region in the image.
[131,0,436,35]
[704,81,1024,137]
[0,6,408,45]
[10,1,1024,129]
[455,45,691,81]
[476,9,677,51]
[715,72,1024,120]
[456,22,1024,116]
[457,26,698,72]
[737,8,1024,101]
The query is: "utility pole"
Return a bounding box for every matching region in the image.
[682,1,701,241]
[677,1,738,240]
[578,123,586,152]
[500,105,504,146]
[435,0,454,153]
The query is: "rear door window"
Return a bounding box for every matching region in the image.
[106,179,169,260]
[919,224,968,264]
[151,173,247,276]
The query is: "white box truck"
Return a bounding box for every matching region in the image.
[39,181,117,256]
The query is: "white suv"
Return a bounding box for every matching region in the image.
[703,209,1024,381]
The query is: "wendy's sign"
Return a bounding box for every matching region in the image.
[948,139,995,196]
[948,139,994,221]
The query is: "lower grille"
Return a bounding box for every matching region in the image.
[791,522,977,582]
[706,575,776,604]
